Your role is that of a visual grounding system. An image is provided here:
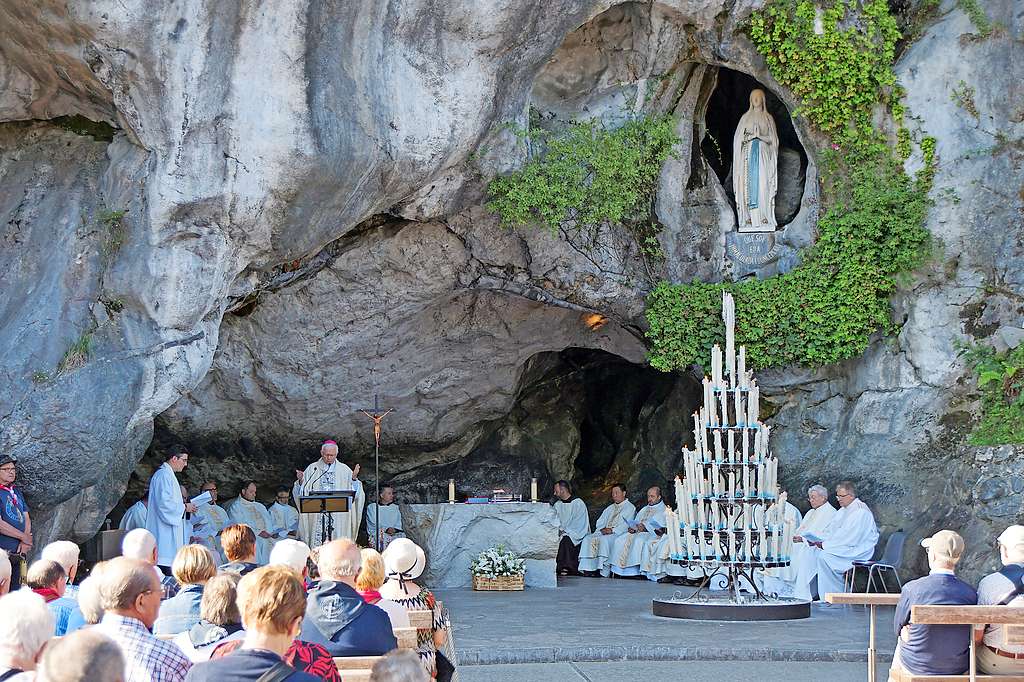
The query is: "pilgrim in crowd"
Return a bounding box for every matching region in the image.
[976,524,1024,675]
[219,524,261,577]
[0,453,31,592]
[577,484,635,577]
[552,480,590,576]
[24,559,79,636]
[365,485,404,551]
[122,528,180,599]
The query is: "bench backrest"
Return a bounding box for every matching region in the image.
[407,609,432,629]
[334,655,382,670]
[910,605,1024,625]
[394,626,417,649]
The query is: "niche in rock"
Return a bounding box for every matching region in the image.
[702,68,807,228]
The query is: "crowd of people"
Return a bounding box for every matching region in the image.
[0,448,447,682]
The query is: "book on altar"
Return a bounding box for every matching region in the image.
[190,491,213,507]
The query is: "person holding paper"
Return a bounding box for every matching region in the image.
[610,486,667,578]
[225,481,275,565]
[269,486,300,547]
[553,480,590,576]
[145,446,197,570]
[293,440,365,548]
[793,480,878,600]
[365,485,404,551]
[778,484,837,599]
[191,481,231,563]
[578,484,636,577]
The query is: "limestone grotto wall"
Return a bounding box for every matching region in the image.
[0,0,1021,579]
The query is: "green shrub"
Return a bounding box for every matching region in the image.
[961,344,1024,445]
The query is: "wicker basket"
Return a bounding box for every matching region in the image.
[472,574,525,591]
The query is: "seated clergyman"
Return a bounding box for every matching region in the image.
[610,486,666,578]
[976,525,1024,674]
[365,484,404,551]
[553,480,590,577]
[791,480,878,600]
[578,484,636,578]
[890,530,977,678]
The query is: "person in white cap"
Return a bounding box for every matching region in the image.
[977,524,1024,674]
[268,539,311,581]
[890,530,977,678]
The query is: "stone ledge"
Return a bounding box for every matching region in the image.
[455,645,890,666]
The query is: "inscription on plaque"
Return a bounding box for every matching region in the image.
[726,232,781,268]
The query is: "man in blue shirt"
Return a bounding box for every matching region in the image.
[0,454,30,591]
[891,529,978,677]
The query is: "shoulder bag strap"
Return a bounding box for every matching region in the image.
[255,660,297,682]
[998,564,1024,605]
[0,670,26,682]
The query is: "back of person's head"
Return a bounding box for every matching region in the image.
[121,528,157,563]
[171,545,216,586]
[0,550,11,596]
[268,539,310,575]
[236,566,305,636]
[317,539,361,580]
[0,590,54,665]
[221,524,256,562]
[200,573,241,626]
[98,557,156,612]
[37,629,125,682]
[922,529,965,570]
[369,648,429,682]
[26,559,66,591]
[356,548,386,592]
[41,541,80,580]
[999,525,1024,564]
[75,570,106,625]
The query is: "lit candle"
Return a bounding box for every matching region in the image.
[448,479,456,504]
[531,478,538,503]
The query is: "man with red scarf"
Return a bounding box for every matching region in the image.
[0,454,30,591]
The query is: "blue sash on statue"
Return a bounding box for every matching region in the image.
[747,138,760,209]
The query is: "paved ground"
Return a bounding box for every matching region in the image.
[435,576,897,667]
[459,660,871,682]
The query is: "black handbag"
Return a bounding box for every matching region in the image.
[435,650,456,682]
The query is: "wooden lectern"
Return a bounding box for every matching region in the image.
[299,490,356,543]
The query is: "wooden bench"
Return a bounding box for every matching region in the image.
[407,609,432,629]
[334,656,381,681]
[393,626,417,649]
[825,592,901,682]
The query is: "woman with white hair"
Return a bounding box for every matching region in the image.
[64,562,108,633]
[40,541,80,600]
[0,590,55,680]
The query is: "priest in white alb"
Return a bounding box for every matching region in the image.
[192,481,231,563]
[774,484,838,599]
[756,490,805,596]
[610,486,667,577]
[365,484,403,551]
[269,486,300,547]
[226,481,275,565]
[553,480,591,576]
[145,447,197,569]
[793,480,878,600]
[578,484,636,577]
[119,495,148,532]
[293,440,365,548]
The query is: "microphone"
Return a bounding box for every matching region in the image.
[304,464,332,492]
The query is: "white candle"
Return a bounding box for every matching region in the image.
[759,521,767,564]
[748,385,759,425]
[448,479,456,504]
[744,520,752,561]
[727,429,735,463]
[713,431,723,462]
[734,388,744,426]
[712,529,720,559]
[728,472,735,501]
[712,345,722,386]
[742,463,750,499]
[531,478,538,503]
[728,529,735,563]
[738,346,747,389]
[703,377,713,416]
[720,389,729,427]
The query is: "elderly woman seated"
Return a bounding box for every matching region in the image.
[356,547,411,629]
[154,545,218,635]
[172,573,245,662]
[0,590,55,680]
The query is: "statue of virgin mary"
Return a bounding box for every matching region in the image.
[732,89,779,232]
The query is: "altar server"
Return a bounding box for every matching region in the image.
[225,481,274,565]
[293,440,365,548]
[610,486,667,577]
[756,492,804,595]
[770,485,837,599]
[269,486,300,545]
[191,481,231,563]
[578,484,636,577]
[146,447,196,569]
[793,480,878,600]
[365,485,404,551]
[119,495,148,532]
[553,480,590,576]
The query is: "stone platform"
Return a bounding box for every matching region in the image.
[436,576,897,666]
[401,502,558,588]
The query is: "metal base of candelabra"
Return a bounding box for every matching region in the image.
[652,564,810,621]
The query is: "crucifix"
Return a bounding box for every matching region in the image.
[359,394,395,551]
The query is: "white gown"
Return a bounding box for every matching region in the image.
[225,497,275,565]
[793,498,877,600]
[554,498,590,545]
[610,501,667,577]
[365,503,404,550]
[269,502,300,546]
[192,503,231,563]
[756,501,805,595]
[578,501,636,577]
[292,460,365,548]
[145,463,186,566]
[119,500,148,531]
[772,502,837,599]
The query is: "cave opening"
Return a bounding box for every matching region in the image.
[701,68,808,227]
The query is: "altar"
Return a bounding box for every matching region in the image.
[400,502,559,588]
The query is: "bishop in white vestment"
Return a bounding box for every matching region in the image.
[226,481,275,565]
[192,481,231,563]
[269,486,300,546]
[365,485,404,551]
[119,498,148,531]
[145,449,196,567]
[553,480,591,576]
[774,485,837,599]
[611,487,667,577]
[793,481,878,600]
[578,485,636,577]
[293,441,365,548]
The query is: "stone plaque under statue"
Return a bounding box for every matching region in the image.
[733,88,779,233]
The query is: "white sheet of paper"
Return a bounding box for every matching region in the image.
[801,531,823,543]
[190,491,213,507]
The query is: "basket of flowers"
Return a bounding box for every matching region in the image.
[470,545,526,591]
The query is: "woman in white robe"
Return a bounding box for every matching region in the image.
[733,88,779,232]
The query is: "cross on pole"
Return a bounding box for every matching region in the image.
[358,394,395,551]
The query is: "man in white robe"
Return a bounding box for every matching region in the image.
[145,447,196,569]
[191,481,231,563]
[578,484,636,577]
[553,480,590,576]
[756,493,805,596]
[225,481,275,565]
[119,496,148,531]
[775,484,838,599]
[365,484,404,551]
[293,440,365,548]
[793,480,878,600]
[611,486,667,578]
[269,486,300,547]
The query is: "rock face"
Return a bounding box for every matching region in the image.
[1,0,1021,583]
